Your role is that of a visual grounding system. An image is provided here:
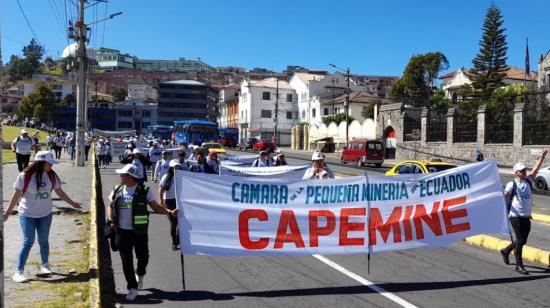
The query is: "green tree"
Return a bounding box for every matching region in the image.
[428,89,453,111]
[61,93,76,107]
[471,3,508,99]
[112,87,128,102]
[7,55,34,82]
[390,52,449,106]
[22,38,45,69]
[44,56,56,70]
[361,100,381,119]
[16,83,58,124]
[322,113,355,125]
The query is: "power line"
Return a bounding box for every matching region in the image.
[15,0,40,44]
[47,0,67,40]
[101,0,108,47]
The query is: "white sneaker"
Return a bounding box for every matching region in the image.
[40,263,53,275]
[125,288,138,301]
[136,274,144,290]
[12,271,30,283]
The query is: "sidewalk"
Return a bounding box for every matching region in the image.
[3,151,93,307]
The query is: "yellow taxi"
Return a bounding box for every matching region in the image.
[201,142,227,154]
[385,160,457,176]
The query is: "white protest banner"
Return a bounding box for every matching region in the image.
[222,154,257,165]
[219,164,309,179]
[176,160,508,256]
[111,141,126,156]
[93,128,134,137]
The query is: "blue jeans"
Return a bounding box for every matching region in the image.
[17,214,53,271]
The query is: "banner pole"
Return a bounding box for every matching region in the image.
[364,171,371,275]
[180,253,186,290]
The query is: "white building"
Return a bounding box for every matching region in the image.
[538,50,550,91]
[289,72,362,125]
[127,79,158,100]
[239,77,297,145]
[21,76,76,100]
[440,66,537,101]
[115,100,158,131]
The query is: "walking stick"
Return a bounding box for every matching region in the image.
[364,171,371,275]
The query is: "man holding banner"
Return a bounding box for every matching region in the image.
[107,164,178,301]
[501,150,547,275]
[302,152,335,180]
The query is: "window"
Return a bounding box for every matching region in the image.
[395,163,413,174]
[142,110,151,118]
[262,92,271,100]
[302,111,306,119]
[312,108,316,118]
[286,111,292,119]
[286,93,293,102]
[118,121,133,128]
[351,143,359,150]
[324,108,329,116]
[294,112,298,119]
[367,142,383,150]
[241,111,243,119]
[357,143,364,150]
[118,110,132,117]
[261,110,272,118]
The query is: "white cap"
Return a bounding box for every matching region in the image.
[132,148,142,155]
[312,151,325,161]
[21,128,29,134]
[274,149,282,155]
[513,162,527,172]
[115,164,142,179]
[34,151,59,164]
[169,159,182,168]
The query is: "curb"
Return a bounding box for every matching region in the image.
[532,213,550,224]
[89,148,101,308]
[464,235,550,267]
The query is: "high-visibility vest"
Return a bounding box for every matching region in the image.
[112,184,150,234]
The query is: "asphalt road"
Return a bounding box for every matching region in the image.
[100,154,550,307]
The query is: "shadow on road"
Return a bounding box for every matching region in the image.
[116,274,550,303]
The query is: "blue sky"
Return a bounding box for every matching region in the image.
[2,0,549,76]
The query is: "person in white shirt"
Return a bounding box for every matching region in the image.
[500,150,547,275]
[159,159,183,250]
[97,139,108,168]
[52,134,63,160]
[148,142,162,179]
[153,151,171,182]
[106,164,176,301]
[4,151,82,283]
[302,152,335,180]
[12,129,36,172]
[251,151,272,167]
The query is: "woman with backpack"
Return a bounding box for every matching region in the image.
[3,151,82,283]
[158,160,183,251]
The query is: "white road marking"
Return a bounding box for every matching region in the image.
[313,254,418,308]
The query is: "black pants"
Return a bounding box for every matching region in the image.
[503,217,531,266]
[116,229,149,290]
[85,145,90,161]
[165,199,179,246]
[16,153,31,172]
[53,146,62,159]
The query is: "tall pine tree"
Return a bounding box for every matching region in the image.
[471,3,508,99]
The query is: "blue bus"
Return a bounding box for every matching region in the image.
[148,125,173,140]
[218,127,239,148]
[173,120,218,146]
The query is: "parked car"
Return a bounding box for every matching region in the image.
[201,142,226,154]
[253,139,275,152]
[534,166,550,190]
[385,160,457,176]
[340,139,385,167]
[239,137,258,151]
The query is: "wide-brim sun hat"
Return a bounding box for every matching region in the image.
[513,162,527,172]
[132,148,142,155]
[115,164,142,179]
[312,151,325,161]
[35,151,59,164]
[169,159,182,168]
[21,128,29,134]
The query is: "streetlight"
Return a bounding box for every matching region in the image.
[329,63,351,145]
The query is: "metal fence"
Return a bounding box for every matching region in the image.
[523,92,550,145]
[403,109,422,142]
[485,101,514,144]
[426,111,447,142]
[453,105,478,143]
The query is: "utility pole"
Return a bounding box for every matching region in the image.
[345,68,350,144]
[0,5,5,305]
[75,0,87,166]
[274,77,279,145]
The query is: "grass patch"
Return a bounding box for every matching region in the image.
[2,126,50,145]
[2,150,16,163]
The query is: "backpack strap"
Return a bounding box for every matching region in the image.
[22,172,32,195]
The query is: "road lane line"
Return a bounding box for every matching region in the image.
[313,254,418,308]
